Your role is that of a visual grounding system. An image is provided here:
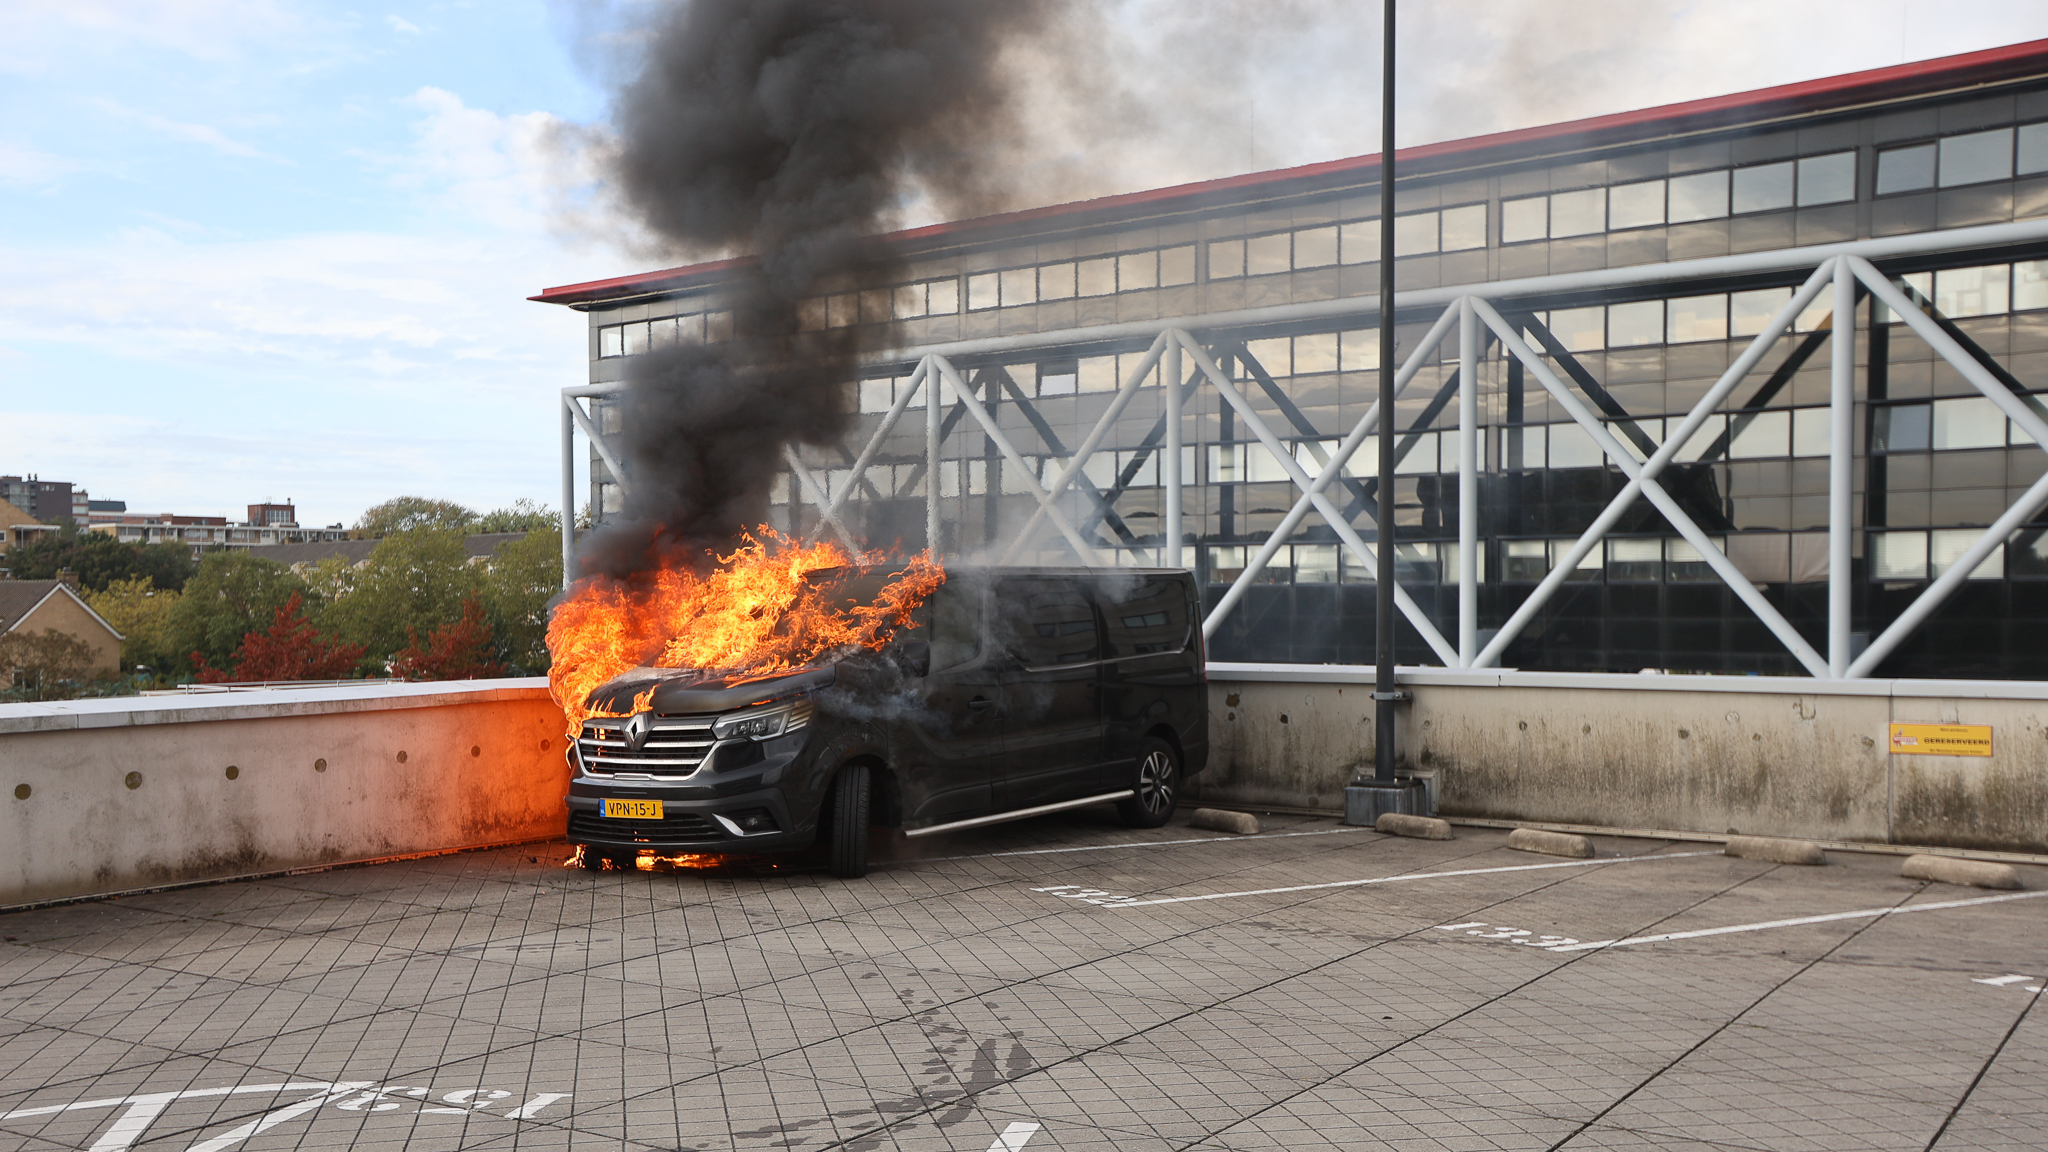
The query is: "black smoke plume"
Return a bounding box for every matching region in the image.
[580,0,1058,581]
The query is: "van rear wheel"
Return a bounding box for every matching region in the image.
[827,763,872,878]
[1116,739,1179,828]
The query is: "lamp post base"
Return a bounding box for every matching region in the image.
[1343,778,1427,826]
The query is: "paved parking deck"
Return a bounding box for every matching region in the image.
[2,814,2045,1152]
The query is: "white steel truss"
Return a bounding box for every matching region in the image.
[561,218,2048,681]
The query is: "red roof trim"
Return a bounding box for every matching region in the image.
[533,37,2048,306]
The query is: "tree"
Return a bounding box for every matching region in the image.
[164,552,309,673]
[0,629,98,700]
[82,576,183,673]
[2,530,196,592]
[475,526,561,671]
[474,499,559,534]
[389,597,504,681]
[352,496,477,538]
[315,527,477,666]
[191,592,366,682]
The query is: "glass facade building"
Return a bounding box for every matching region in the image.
[539,41,2048,680]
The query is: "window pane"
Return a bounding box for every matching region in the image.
[859,378,894,413]
[1932,529,2003,580]
[1504,539,1548,581]
[1790,407,1831,457]
[1394,211,1439,255]
[1730,287,1792,336]
[1560,539,1605,579]
[1939,127,2014,187]
[1293,226,1338,268]
[1247,442,1292,483]
[1732,162,1794,213]
[1796,152,1856,205]
[1667,293,1728,343]
[1667,170,1729,222]
[1548,422,1603,467]
[1933,396,2007,449]
[927,278,958,314]
[893,283,927,318]
[1395,431,1437,474]
[1872,404,1931,453]
[623,321,650,354]
[2011,529,2048,577]
[1548,305,1605,352]
[1077,257,1117,296]
[1339,220,1380,263]
[1242,336,1289,377]
[1606,300,1663,347]
[1934,264,2010,317]
[1608,537,1662,581]
[2017,260,2048,312]
[1440,204,1486,251]
[599,325,622,357]
[1871,531,1928,580]
[1501,196,1547,243]
[1294,545,1339,584]
[1877,143,1937,194]
[1608,180,1665,229]
[1549,188,1605,237]
[1339,329,1380,373]
[967,272,998,310]
[1159,245,1196,286]
[1669,414,1724,462]
[1118,251,1157,291]
[1000,266,1037,306]
[1729,410,1789,458]
[2021,122,2048,175]
[1246,232,1291,275]
[1077,355,1117,392]
[1293,332,1338,374]
[1666,537,1720,582]
[1038,262,1075,300]
[1038,363,1077,396]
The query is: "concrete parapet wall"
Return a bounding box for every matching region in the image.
[1200,664,2048,854]
[0,680,571,907]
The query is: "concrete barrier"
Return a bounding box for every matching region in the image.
[1,680,570,907]
[1507,828,1595,858]
[1901,853,2024,890]
[1188,808,1260,835]
[1375,813,1452,840]
[1725,835,1827,866]
[1197,664,2048,855]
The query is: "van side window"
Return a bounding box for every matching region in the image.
[928,585,982,671]
[1098,577,1191,657]
[996,579,1101,666]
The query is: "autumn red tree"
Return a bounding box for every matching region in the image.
[388,597,505,682]
[191,592,367,683]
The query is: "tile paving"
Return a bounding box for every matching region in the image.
[1,813,2043,1150]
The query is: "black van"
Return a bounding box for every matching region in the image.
[564,566,1208,877]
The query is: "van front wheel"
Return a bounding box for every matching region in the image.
[1116,739,1179,828]
[827,763,872,878]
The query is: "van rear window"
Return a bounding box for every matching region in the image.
[1100,578,1190,657]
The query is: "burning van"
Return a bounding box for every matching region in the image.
[560,565,1207,877]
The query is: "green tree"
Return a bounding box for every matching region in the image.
[82,576,183,673]
[3,530,196,592]
[474,499,559,534]
[475,526,561,672]
[352,496,477,538]
[316,528,478,666]
[164,553,309,673]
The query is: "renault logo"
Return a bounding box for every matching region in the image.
[623,711,652,751]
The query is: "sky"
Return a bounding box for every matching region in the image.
[2,1,2046,529]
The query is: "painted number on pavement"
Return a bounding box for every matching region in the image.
[1434,921,1583,950]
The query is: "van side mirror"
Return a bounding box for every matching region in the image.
[893,639,931,678]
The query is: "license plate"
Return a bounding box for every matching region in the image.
[601,798,664,820]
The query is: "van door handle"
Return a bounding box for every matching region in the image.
[967,696,993,711]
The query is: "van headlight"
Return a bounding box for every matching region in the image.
[714,698,811,741]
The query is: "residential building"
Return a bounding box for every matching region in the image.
[0,578,123,678]
[0,476,74,527]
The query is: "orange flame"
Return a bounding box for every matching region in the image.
[546,528,944,734]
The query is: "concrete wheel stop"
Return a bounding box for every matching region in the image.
[1188,808,1260,835]
[1724,835,1827,866]
[1375,813,1452,840]
[1902,853,2024,890]
[1506,828,1594,858]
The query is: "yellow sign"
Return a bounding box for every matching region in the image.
[601,798,665,819]
[1888,723,1993,757]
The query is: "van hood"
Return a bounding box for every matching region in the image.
[585,663,839,717]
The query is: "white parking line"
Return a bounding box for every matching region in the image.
[922,826,1370,863]
[1034,850,1719,908]
[1550,889,2048,952]
[986,1120,1041,1150]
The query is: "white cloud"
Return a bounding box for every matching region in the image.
[0,0,306,74]
[0,141,81,189]
[387,14,422,36]
[93,98,274,159]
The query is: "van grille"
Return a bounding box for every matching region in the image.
[576,715,715,778]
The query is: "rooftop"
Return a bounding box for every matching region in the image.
[533,38,2048,308]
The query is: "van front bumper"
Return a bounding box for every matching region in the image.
[565,782,810,855]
